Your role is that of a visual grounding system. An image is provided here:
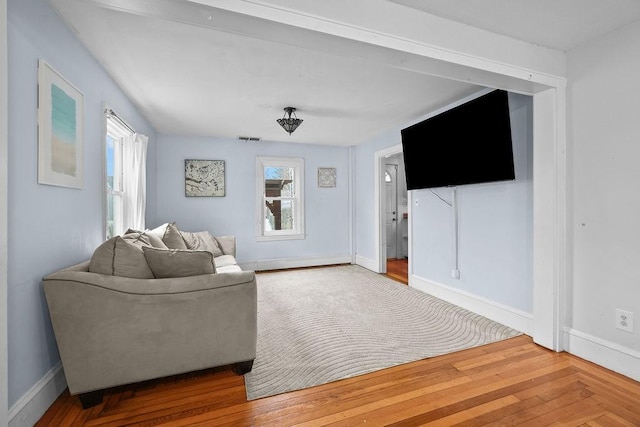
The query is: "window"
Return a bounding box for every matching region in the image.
[105,108,148,239]
[105,114,131,239]
[256,156,305,241]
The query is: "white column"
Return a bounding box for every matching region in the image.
[1,0,9,423]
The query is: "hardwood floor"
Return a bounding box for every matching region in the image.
[36,335,640,426]
[385,257,408,284]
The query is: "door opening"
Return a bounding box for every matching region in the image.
[383,153,408,284]
[385,164,398,259]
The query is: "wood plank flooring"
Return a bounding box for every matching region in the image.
[385,258,408,285]
[36,335,640,426]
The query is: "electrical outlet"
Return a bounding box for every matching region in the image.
[615,309,634,333]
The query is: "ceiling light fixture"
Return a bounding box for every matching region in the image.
[277,107,303,135]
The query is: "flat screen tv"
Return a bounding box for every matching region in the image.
[401,89,515,190]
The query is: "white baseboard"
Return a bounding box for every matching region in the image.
[355,255,378,272]
[239,254,352,272]
[563,327,640,382]
[410,275,534,336]
[9,362,66,427]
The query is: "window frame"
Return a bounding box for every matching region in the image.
[255,156,305,241]
[104,109,134,239]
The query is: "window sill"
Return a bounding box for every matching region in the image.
[256,233,306,242]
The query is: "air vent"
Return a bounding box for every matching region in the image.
[238,136,261,142]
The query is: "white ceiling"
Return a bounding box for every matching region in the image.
[48,0,640,146]
[390,0,640,52]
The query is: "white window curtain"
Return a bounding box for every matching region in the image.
[122,133,148,232]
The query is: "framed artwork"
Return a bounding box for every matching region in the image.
[185,159,225,197]
[317,167,336,188]
[37,59,84,189]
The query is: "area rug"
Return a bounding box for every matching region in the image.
[244,265,522,400]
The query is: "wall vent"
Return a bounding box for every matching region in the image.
[238,136,261,142]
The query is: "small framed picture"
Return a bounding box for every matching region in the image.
[185,159,225,197]
[317,167,336,188]
[37,59,84,189]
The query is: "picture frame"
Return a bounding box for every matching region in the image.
[37,59,84,189]
[317,167,336,188]
[185,159,225,197]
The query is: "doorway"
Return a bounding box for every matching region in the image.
[385,163,398,259]
[383,152,408,284]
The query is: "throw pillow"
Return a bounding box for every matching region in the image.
[122,231,151,248]
[145,232,169,249]
[180,230,224,257]
[89,236,155,279]
[122,230,168,250]
[161,222,188,250]
[142,247,216,278]
[147,223,169,237]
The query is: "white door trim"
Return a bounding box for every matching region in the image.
[532,85,567,351]
[1,0,9,422]
[374,144,403,273]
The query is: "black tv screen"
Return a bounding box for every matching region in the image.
[401,89,515,190]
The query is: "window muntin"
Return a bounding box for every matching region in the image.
[256,157,305,241]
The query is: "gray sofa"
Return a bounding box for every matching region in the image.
[42,224,257,409]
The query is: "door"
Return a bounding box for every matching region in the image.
[385,164,398,259]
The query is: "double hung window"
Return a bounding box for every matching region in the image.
[105,113,131,238]
[105,108,148,239]
[256,156,305,241]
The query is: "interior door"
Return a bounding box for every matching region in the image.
[385,164,398,259]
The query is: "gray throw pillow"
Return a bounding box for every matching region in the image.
[161,222,188,250]
[180,230,224,257]
[89,236,155,279]
[145,233,168,249]
[142,247,216,278]
[122,231,151,247]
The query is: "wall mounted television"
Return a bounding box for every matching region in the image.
[401,89,515,190]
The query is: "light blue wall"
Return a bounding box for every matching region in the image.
[6,0,532,410]
[355,91,533,313]
[156,135,351,264]
[7,0,156,407]
[411,93,532,312]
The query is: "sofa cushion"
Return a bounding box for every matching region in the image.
[215,264,243,273]
[146,233,168,249]
[89,236,155,279]
[180,230,224,257]
[123,230,168,249]
[214,254,238,268]
[147,223,168,236]
[142,247,216,278]
[161,222,188,250]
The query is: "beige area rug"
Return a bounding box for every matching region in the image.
[244,264,522,400]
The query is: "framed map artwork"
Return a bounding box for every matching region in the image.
[185,159,225,197]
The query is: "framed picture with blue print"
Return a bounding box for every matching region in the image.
[37,59,84,189]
